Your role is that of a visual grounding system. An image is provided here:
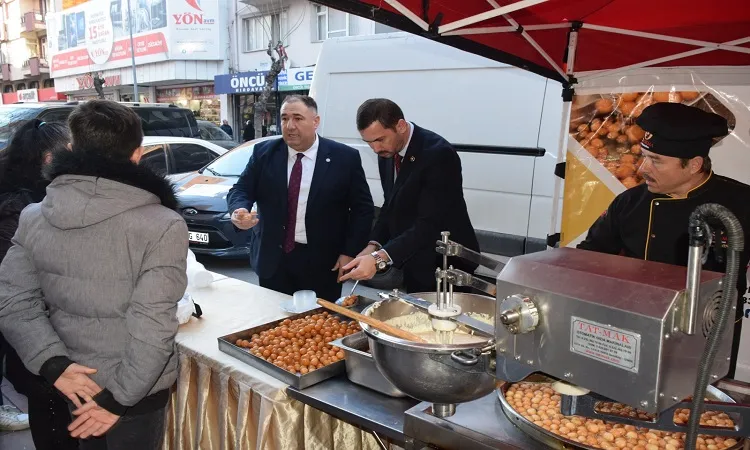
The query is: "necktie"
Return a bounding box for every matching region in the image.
[284,153,304,253]
[394,154,402,176]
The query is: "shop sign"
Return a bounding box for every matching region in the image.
[278,67,314,91]
[156,85,215,102]
[76,74,121,90]
[214,71,277,94]
[17,89,39,102]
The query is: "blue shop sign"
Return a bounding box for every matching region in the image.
[214,71,278,94]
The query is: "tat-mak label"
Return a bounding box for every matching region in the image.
[570,317,641,373]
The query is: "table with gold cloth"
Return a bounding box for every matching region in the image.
[162,274,398,450]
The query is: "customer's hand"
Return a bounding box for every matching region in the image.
[231,208,259,230]
[54,364,102,408]
[69,401,120,438]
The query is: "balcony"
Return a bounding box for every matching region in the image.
[21,57,48,77]
[21,11,45,34]
[239,0,287,8]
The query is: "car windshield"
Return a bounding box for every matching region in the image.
[202,144,252,177]
[0,106,42,144]
[201,122,232,140]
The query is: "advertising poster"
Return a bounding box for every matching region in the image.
[46,0,220,78]
[559,78,750,381]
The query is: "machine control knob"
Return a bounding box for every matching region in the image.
[499,294,539,334]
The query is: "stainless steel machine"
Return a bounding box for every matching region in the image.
[359,204,749,449]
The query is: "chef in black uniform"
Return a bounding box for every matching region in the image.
[578,102,750,378]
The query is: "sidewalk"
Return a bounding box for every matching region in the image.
[0,378,34,449]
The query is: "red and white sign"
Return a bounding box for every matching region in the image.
[17,89,39,102]
[84,1,114,65]
[52,33,168,73]
[46,0,220,79]
[75,74,122,90]
[168,0,220,59]
[570,316,642,373]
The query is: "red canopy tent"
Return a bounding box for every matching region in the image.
[311,0,750,86]
[312,0,750,236]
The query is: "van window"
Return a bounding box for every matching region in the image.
[141,144,169,176]
[136,109,193,137]
[170,143,214,173]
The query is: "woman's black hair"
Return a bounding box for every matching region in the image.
[0,119,70,194]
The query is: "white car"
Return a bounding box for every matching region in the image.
[139,136,228,177]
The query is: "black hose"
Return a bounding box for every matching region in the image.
[684,204,744,450]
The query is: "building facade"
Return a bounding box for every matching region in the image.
[46,0,231,123]
[0,0,62,103]
[219,0,398,139]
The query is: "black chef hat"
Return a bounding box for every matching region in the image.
[636,102,728,158]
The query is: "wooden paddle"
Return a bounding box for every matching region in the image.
[317,299,428,343]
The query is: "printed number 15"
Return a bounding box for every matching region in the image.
[89,26,97,40]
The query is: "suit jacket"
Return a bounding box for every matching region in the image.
[372,124,479,291]
[227,136,374,279]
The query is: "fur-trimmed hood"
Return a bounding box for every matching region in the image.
[41,150,179,230]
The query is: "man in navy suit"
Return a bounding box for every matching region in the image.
[342,98,479,293]
[227,95,374,301]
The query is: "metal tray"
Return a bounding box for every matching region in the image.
[217,307,350,389]
[496,379,745,450]
[330,331,407,398]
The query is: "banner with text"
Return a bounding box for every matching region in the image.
[46,0,220,79]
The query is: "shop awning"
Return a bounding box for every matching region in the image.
[313,0,750,86]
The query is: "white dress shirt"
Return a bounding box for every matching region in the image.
[287,135,319,244]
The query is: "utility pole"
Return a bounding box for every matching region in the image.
[127,0,138,101]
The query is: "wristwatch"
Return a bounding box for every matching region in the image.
[370,251,388,272]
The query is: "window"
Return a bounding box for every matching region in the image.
[205,145,254,177]
[314,5,359,41]
[39,36,47,61]
[136,109,192,137]
[16,83,26,91]
[38,108,72,123]
[170,143,215,174]
[30,81,39,89]
[141,144,168,176]
[242,12,288,52]
[43,78,54,88]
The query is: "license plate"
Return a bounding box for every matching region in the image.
[188,231,209,244]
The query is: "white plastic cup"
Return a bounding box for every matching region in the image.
[292,290,317,310]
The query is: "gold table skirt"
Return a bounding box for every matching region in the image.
[163,275,393,450]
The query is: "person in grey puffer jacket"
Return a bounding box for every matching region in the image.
[0,100,188,449]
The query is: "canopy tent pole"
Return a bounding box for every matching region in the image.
[482,0,566,79]
[583,24,750,55]
[443,23,569,36]
[580,36,750,82]
[384,0,429,30]
[438,0,549,34]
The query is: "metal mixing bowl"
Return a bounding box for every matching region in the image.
[360,292,497,406]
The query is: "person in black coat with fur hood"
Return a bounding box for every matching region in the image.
[0,119,80,449]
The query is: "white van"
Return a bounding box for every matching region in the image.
[309,32,564,260]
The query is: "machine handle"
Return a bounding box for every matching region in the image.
[435,239,506,273]
[451,350,480,366]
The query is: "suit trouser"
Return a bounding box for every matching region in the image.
[259,244,342,302]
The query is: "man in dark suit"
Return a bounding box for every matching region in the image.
[227,95,374,301]
[342,98,479,293]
